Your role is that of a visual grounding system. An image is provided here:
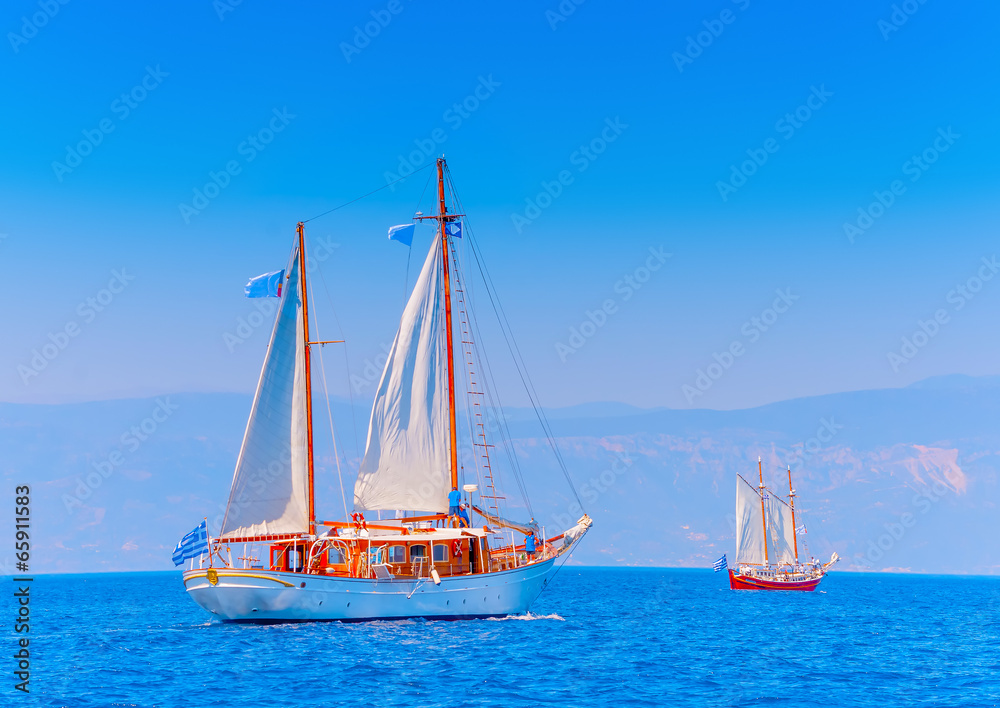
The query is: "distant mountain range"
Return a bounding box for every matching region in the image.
[1,374,996,575]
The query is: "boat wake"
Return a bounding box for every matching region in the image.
[488,612,565,622]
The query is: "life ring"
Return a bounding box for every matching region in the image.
[452,539,463,559]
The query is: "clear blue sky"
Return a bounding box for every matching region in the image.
[1,0,997,410]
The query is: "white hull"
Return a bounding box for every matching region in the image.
[183,557,559,622]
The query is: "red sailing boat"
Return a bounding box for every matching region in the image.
[729,458,838,591]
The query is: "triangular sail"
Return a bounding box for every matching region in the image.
[765,490,797,564]
[735,475,766,565]
[220,249,309,539]
[353,236,450,513]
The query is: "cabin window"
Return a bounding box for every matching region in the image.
[271,548,284,569]
[433,544,448,563]
[409,544,427,559]
[327,548,344,565]
[288,549,302,571]
[388,545,406,563]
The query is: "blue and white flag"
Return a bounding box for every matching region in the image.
[796,525,807,534]
[388,223,415,246]
[172,520,209,566]
[244,269,284,298]
[445,221,462,238]
[713,554,728,572]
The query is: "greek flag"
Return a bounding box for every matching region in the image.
[172,520,209,566]
[713,554,728,572]
[244,269,284,298]
[445,221,462,238]
[796,525,807,534]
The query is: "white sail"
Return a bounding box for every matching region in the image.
[220,249,309,539]
[765,491,797,564]
[354,235,450,513]
[735,475,766,565]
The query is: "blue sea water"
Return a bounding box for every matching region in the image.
[13,568,1000,707]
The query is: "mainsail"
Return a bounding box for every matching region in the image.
[735,475,766,565]
[354,235,451,513]
[220,248,309,539]
[765,491,797,564]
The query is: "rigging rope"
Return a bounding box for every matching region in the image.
[314,266,363,465]
[303,163,434,224]
[307,277,350,520]
[449,237,533,518]
[445,168,585,510]
[449,238,532,520]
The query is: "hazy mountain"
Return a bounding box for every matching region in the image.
[1,374,996,575]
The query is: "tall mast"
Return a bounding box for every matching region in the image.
[758,456,769,566]
[437,158,459,493]
[297,222,316,537]
[787,465,799,563]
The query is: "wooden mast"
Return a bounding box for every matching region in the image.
[437,158,460,494]
[758,456,769,566]
[297,221,316,537]
[787,465,799,563]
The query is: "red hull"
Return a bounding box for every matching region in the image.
[728,569,823,591]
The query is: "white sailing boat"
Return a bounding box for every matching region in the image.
[181,158,592,621]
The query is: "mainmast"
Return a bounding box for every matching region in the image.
[297,222,316,536]
[436,159,459,493]
[758,456,768,566]
[787,465,799,563]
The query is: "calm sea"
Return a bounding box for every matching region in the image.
[14,568,999,707]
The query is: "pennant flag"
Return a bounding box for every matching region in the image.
[445,221,462,238]
[388,223,415,246]
[713,554,728,572]
[796,525,807,534]
[172,520,209,566]
[244,269,284,298]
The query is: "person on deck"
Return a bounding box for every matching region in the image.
[457,503,471,528]
[524,530,537,560]
[448,488,461,518]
